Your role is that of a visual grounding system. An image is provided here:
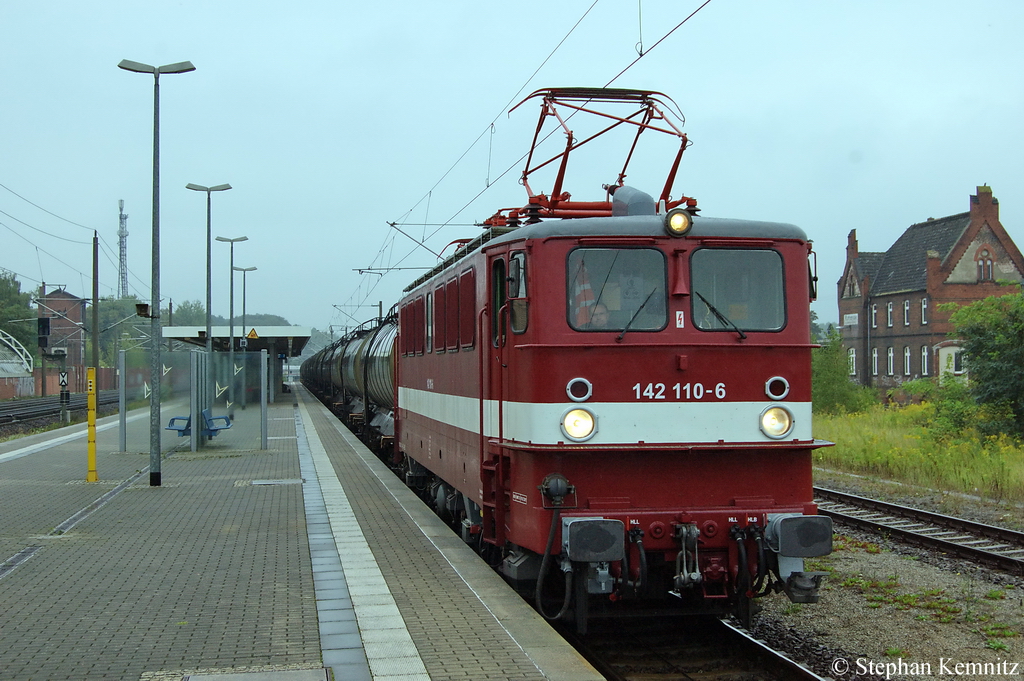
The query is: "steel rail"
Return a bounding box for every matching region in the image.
[0,391,120,424]
[814,486,1024,574]
[562,617,827,681]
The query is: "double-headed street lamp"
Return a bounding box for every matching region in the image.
[234,266,256,408]
[216,235,247,417]
[186,182,231,413]
[118,59,195,487]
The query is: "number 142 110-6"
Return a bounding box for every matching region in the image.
[632,382,726,400]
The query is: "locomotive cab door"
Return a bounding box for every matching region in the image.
[481,249,512,545]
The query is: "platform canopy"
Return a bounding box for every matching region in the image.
[162,326,311,357]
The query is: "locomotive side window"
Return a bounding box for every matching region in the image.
[413,295,425,354]
[567,247,667,332]
[459,268,475,349]
[434,285,446,353]
[425,292,433,353]
[492,259,506,346]
[509,251,528,334]
[446,278,460,352]
[691,249,785,332]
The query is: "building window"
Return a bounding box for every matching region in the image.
[871,304,877,329]
[903,300,910,326]
[887,347,894,376]
[978,249,994,281]
[921,345,929,376]
[953,350,965,375]
[904,346,911,375]
[848,347,856,376]
[921,297,928,325]
[886,302,893,327]
[871,348,878,376]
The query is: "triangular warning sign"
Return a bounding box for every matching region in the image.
[246,328,259,340]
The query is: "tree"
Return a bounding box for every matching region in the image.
[168,299,208,326]
[946,287,1024,436]
[0,271,35,353]
[811,328,874,414]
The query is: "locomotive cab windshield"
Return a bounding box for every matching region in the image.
[567,247,668,331]
[691,248,786,332]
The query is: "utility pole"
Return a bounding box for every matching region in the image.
[117,200,129,299]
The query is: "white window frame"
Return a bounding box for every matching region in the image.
[903,300,910,326]
[886,302,893,327]
[921,345,929,376]
[903,346,911,375]
[921,297,928,325]
[871,304,877,329]
[871,347,878,376]
[887,347,894,376]
[848,347,856,376]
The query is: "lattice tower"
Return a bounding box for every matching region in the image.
[117,199,129,298]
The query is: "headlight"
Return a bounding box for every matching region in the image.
[760,406,794,439]
[561,408,596,442]
[664,208,693,237]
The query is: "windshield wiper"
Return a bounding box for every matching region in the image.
[616,288,658,342]
[694,291,746,339]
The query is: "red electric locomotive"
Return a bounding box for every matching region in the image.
[302,88,832,631]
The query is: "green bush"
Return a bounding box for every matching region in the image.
[812,330,876,414]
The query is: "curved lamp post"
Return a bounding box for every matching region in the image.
[118,58,195,487]
[185,183,231,414]
[234,266,256,408]
[216,235,247,417]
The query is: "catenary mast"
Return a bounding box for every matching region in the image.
[117,200,129,298]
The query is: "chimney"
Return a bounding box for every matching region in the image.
[971,185,999,221]
[847,229,859,260]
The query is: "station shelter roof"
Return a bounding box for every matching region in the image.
[162,326,311,357]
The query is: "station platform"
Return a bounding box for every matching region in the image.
[0,384,603,681]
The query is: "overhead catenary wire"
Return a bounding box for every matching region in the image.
[0,185,150,300]
[334,1,603,327]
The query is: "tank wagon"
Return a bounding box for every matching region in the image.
[302,88,832,631]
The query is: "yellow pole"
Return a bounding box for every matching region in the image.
[87,367,98,482]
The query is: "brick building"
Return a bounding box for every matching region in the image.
[838,186,1024,388]
[35,287,87,393]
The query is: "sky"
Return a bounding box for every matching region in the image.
[1,1,1021,335]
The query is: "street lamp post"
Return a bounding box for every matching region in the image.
[216,235,247,418]
[234,266,256,408]
[119,58,195,487]
[185,182,231,415]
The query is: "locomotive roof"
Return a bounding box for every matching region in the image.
[486,213,808,245]
[403,187,807,293]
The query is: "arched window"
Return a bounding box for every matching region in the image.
[921,345,929,376]
[977,247,995,282]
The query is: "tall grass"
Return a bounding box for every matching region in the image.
[814,403,1024,502]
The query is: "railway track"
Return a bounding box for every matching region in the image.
[814,486,1024,574]
[0,391,120,424]
[562,616,827,681]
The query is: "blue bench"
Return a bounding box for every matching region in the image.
[165,408,232,438]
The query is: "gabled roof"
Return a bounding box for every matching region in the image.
[870,212,970,295]
[855,252,885,285]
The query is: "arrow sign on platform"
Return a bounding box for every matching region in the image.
[144,382,151,398]
[234,364,243,375]
[163,364,172,376]
[216,382,228,398]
